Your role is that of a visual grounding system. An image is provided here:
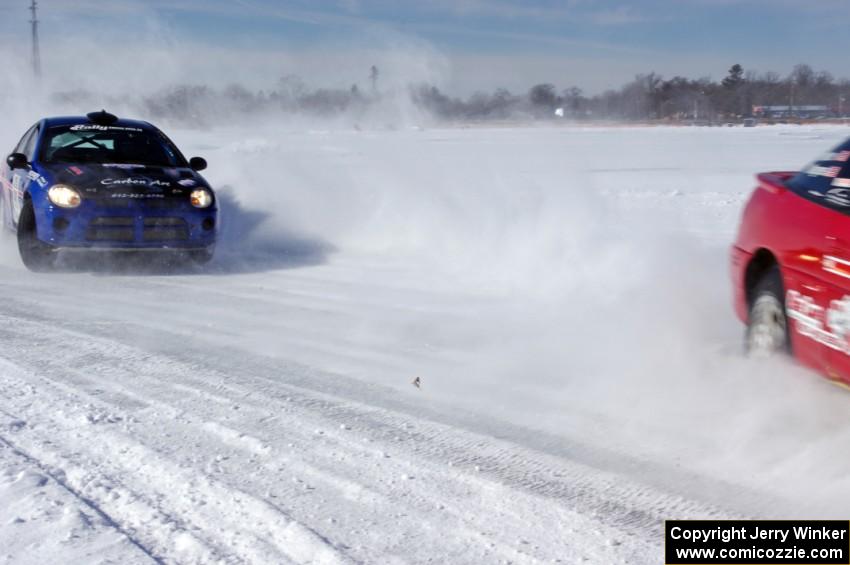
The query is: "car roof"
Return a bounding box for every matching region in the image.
[41,116,155,130]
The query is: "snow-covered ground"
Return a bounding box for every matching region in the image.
[2,123,850,564]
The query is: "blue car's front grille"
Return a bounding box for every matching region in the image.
[86,217,189,242]
[86,217,135,242]
[89,217,134,226]
[87,229,134,241]
[142,217,188,241]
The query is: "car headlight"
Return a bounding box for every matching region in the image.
[190,189,213,208]
[48,185,82,208]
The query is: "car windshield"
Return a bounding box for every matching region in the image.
[39,124,187,167]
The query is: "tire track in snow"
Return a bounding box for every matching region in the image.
[42,308,787,521]
[0,306,770,563]
[0,418,162,565]
[0,358,351,565]
[0,324,575,563]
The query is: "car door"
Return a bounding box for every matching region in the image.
[3,124,37,229]
[784,145,850,381]
[769,187,837,371]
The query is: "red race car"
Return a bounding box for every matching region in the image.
[732,142,850,380]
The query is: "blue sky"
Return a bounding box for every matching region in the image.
[0,0,847,94]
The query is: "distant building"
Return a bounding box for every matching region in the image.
[753,105,831,119]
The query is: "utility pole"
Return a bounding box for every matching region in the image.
[30,0,41,78]
[789,82,795,119]
[369,65,378,94]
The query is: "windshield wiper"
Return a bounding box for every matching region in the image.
[61,134,109,151]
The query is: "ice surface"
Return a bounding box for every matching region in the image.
[2,122,850,563]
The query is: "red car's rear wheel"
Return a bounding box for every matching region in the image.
[745,267,790,356]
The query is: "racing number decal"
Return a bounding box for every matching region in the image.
[823,255,850,280]
[10,174,23,221]
[787,290,850,354]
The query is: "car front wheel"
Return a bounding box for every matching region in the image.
[17,200,56,272]
[745,267,790,357]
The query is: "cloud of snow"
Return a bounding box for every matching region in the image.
[196,123,850,516]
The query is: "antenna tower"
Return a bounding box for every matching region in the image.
[30,0,41,77]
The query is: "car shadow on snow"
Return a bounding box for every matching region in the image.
[51,189,334,276]
[209,189,335,275]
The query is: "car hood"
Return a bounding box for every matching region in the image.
[40,163,210,196]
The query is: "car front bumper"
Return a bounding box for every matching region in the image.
[35,200,217,250]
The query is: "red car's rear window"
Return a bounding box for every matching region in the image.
[786,141,850,209]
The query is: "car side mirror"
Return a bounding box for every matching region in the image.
[6,153,28,170]
[189,157,207,171]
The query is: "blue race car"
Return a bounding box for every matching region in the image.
[0,111,217,271]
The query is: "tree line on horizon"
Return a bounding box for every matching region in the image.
[416,63,850,121]
[52,63,850,124]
